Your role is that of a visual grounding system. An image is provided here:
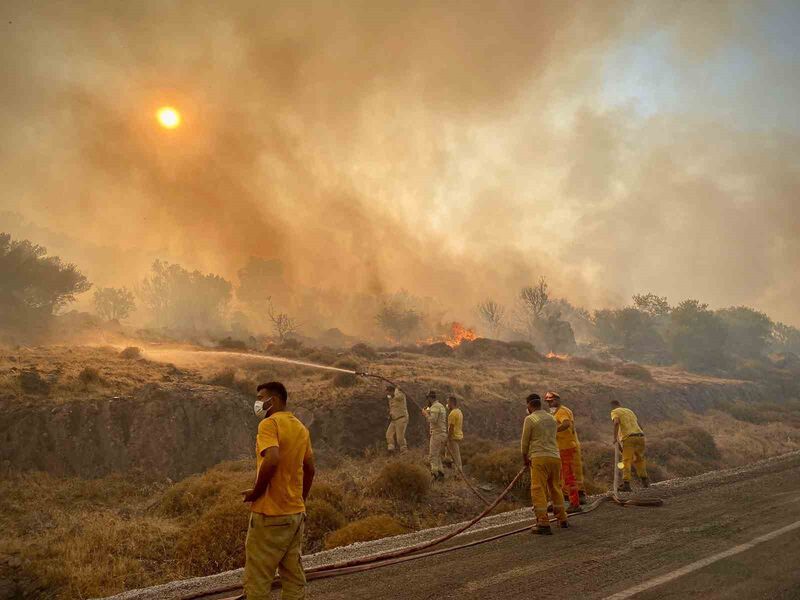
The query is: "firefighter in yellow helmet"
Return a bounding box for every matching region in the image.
[544,391,582,512]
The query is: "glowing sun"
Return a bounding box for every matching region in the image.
[156,106,181,129]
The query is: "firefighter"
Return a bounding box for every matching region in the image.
[446,395,464,473]
[521,393,568,535]
[610,400,649,492]
[423,390,447,481]
[242,381,315,600]
[385,384,409,453]
[544,391,582,513]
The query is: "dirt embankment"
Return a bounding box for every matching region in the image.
[0,345,788,478]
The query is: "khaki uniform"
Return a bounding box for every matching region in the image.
[425,400,447,475]
[447,407,464,473]
[521,410,567,525]
[611,407,648,482]
[385,389,409,452]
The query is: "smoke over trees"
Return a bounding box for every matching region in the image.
[136,261,232,332]
[0,233,91,330]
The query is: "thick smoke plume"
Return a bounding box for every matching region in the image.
[1,0,799,334]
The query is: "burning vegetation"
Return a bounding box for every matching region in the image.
[418,322,478,348]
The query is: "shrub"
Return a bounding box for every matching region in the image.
[350,343,378,360]
[468,447,521,489]
[159,468,250,517]
[324,515,406,549]
[175,496,248,574]
[78,367,102,385]
[613,363,653,381]
[422,342,454,357]
[671,427,720,461]
[118,346,141,359]
[459,438,498,466]
[332,358,359,387]
[309,482,345,510]
[19,368,51,394]
[305,499,346,549]
[371,461,431,503]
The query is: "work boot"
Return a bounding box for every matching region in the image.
[619,481,632,493]
[578,490,587,505]
[531,525,553,535]
[641,478,650,488]
[560,521,570,529]
[566,504,582,515]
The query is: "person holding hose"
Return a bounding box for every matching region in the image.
[242,381,315,600]
[446,395,464,473]
[423,390,447,481]
[385,384,409,454]
[544,391,582,513]
[610,399,649,492]
[521,393,569,535]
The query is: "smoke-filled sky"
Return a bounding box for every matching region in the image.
[2,1,799,329]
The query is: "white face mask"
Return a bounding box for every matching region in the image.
[254,399,272,419]
[549,406,557,414]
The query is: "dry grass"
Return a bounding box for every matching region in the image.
[370,461,431,503]
[324,515,406,550]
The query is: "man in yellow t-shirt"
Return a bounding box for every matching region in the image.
[446,396,464,473]
[544,391,581,512]
[242,381,315,600]
[520,393,569,535]
[610,400,648,492]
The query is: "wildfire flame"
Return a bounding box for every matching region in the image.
[419,322,478,348]
[546,351,570,360]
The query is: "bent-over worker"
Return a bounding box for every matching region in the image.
[610,400,649,492]
[242,381,315,600]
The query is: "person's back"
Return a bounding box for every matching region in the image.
[610,406,643,440]
[610,401,647,492]
[389,389,408,419]
[522,410,560,460]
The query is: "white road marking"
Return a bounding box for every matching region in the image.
[603,519,800,600]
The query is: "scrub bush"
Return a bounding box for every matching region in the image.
[305,499,346,549]
[175,496,248,574]
[324,515,406,549]
[371,461,431,503]
[613,363,653,381]
[119,346,141,359]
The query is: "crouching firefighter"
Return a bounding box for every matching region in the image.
[521,393,569,535]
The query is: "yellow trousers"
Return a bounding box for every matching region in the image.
[244,512,306,600]
[447,439,463,472]
[573,444,585,492]
[530,456,567,525]
[621,435,647,481]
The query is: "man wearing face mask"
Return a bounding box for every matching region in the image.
[242,381,315,600]
[544,391,581,513]
[385,384,409,453]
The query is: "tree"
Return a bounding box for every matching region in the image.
[516,277,550,342]
[93,287,136,321]
[267,298,300,341]
[667,300,727,371]
[771,322,800,355]
[477,299,505,338]
[137,260,232,331]
[716,306,773,359]
[375,302,423,343]
[0,232,91,327]
[632,293,671,317]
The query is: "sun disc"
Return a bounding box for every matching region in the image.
[157,107,181,129]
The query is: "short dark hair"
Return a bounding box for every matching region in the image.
[426,390,437,399]
[526,393,541,410]
[610,399,621,407]
[257,381,288,403]
[448,396,458,405]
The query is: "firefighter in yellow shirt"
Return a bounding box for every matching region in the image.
[242,381,315,600]
[520,393,569,535]
[544,391,581,512]
[446,396,464,473]
[610,400,649,492]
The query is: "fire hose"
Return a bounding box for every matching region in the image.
[181,366,662,599]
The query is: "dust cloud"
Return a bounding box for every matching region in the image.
[1,0,798,333]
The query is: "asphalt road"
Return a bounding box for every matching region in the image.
[304,454,800,600]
